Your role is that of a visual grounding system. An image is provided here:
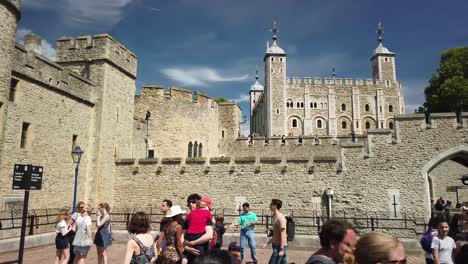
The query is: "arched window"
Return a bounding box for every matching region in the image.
[389,105,393,112]
[292,119,297,128]
[310,102,313,108]
[365,104,370,112]
[314,102,317,108]
[301,102,304,108]
[296,102,300,108]
[389,122,394,130]
[341,121,347,129]
[341,104,346,111]
[317,119,322,128]
[188,142,193,158]
[193,142,198,158]
[320,102,324,108]
[286,102,289,107]
[198,143,203,157]
[365,122,370,129]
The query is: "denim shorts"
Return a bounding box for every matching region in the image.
[73,246,91,256]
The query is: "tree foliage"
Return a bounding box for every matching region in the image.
[215,97,228,102]
[422,46,468,112]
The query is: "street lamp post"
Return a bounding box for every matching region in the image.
[71,146,84,212]
[325,188,334,219]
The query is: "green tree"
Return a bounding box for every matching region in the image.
[422,46,468,112]
[215,97,228,102]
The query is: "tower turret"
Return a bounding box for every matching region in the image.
[264,21,287,137]
[249,66,264,114]
[371,22,396,85]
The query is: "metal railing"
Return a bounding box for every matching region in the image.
[0,208,431,240]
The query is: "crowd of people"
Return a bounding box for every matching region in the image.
[53,195,468,264]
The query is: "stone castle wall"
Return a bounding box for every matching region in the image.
[133,86,221,159]
[429,159,468,203]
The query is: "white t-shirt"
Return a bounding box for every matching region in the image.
[55,220,67,234]
[431,236,456,264]
[75,214,92,232]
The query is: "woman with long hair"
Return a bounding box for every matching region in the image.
[432,221,456,264]
[94,203,112,264]
[342,232,406,264]
[72,202,93,264]
[55,208,72,264]
[157,206,185,264]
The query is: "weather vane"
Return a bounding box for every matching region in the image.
[255,65,259,80]
[332,65,336,78]
[377,22,383,43]
[271,20,278,40]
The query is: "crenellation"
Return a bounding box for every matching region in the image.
[355,78,364,86]
[334,78,342,85]
[304,77,312,84]
[292,77,301,84]
[314,77,322,85]
[365,79,373,85]
[56,34,137,78]
[325,78,333,84]
[344,78,353,85]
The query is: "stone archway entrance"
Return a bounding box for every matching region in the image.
[421,145,468,217]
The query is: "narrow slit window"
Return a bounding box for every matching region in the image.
[188,142,193,158]
[20,122,30,149]
[72,134,78,150]
[292,119,297,128]
[317,119,322,128]
[9,79,19,102]
[341,121,347,129]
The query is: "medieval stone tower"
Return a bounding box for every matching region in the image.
[264,21,287,137]
[0,0,21,156]
[55,35,137,202]
[250,21,405,137]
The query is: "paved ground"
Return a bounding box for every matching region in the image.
[0,243,425,264]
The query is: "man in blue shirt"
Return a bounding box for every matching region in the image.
[230,202,258,263]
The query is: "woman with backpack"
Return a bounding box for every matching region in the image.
[123,212,157,264]
[421,217,439,264]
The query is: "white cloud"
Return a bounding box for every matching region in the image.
[23,0,135,28]
[241,123,250,137]
[161,66,248,87]
[16,27,56,61]
[230,93,250,103]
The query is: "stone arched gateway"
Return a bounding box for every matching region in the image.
[421,145,468,218]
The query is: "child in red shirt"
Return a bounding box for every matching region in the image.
[184,196,214,262]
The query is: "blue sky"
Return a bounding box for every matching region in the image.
[18,0,468,134]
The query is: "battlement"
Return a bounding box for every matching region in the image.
[12,43,95,105]
[139,85,217,108]
[56,34,137,78]
[286,77,382,87]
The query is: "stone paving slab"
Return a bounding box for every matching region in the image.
[0,243,425,264]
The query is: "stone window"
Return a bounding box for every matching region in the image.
[386,80,390,87]
[301,102,304,108]
[341,104,346,111]
[276,109,280,115]
[9,79,19,102]
[72,134,78,151]
[188,142,193,158]
[365,104,370,112]
[389,122,394,130]
[20,122,30,149]
[280,58,283,62]
[292,119,298,128]
[253,100,256,104]
[314,102,317,108]
[356,121,359,128]
[271,57,274,62]
[193,142,198,158]
[296,102,300,108]
[198,143,203,157]
[341,121,347,129]
[380,106,382,112]
[320,102,324,108]
[385,57,388,62]
[365,122,370,129]
[388,105,393,112]
[148,149,155,158]
[222,130,225,138]
[317,119,322,128]
[310,102,313,108]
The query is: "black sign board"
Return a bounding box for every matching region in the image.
[12,164,43,190]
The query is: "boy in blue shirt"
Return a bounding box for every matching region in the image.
[229,202,258,264]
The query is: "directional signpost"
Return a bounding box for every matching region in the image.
[12,164,43,264]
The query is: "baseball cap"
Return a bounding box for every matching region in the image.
[228,242,241,251]
[201,196,213,211]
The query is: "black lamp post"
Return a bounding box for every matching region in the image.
[71,146,84,212]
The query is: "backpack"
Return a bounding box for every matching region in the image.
[420,229,435,253]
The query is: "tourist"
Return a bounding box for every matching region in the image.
[455,243,468,264]
[342,232,406,264]
[157,205,185,264]
[305,219,357,264]
[68,204,80,264]
[72,203,93,264]
[435,199,445,212]
[184,196,214,262]
[421,217,440,264]
[260,199,287,264]
[227,242,243,264]
[94,203,112,264]
[432,221,456,264]
[157,199,173,253]
[444,201,453,210]
[55,208,72,264]
[123,212,157,263]
[229,202,258,263]
[214,215,226,250]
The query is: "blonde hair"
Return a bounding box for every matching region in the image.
[343,232,402,264]
[56,208,70,223]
